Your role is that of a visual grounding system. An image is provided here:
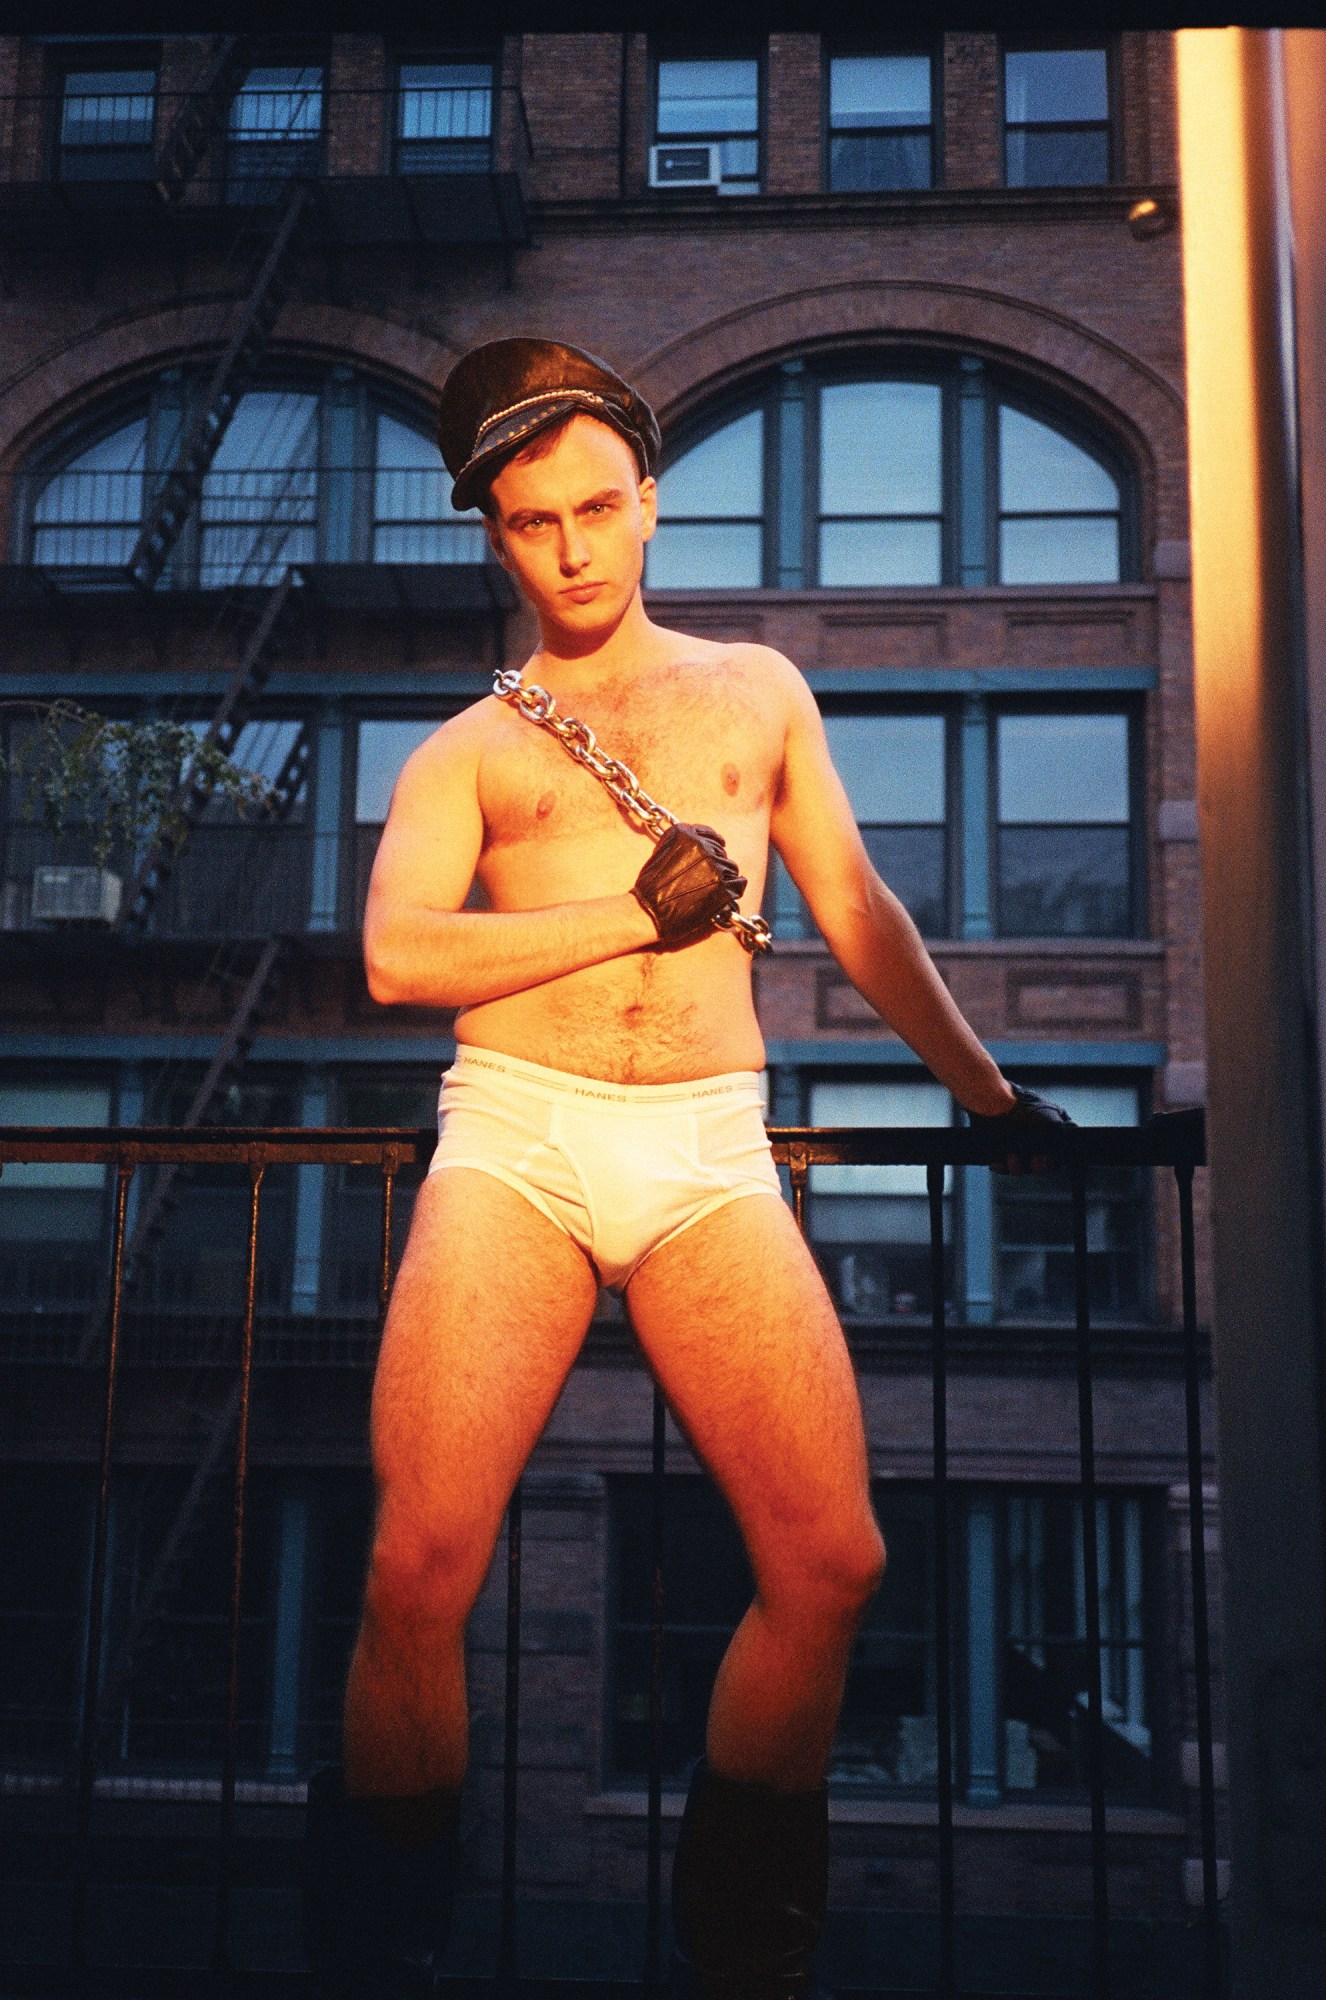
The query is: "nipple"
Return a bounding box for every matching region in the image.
[536,791,556,819]
[722,763,741,796]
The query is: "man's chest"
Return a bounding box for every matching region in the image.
[478,674,779,850]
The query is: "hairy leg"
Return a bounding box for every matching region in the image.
[625,1194,885,1792]
[343,1168,598,1799]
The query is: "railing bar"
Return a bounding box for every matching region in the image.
[927,1160,955,2000]
[214,1160,263,1973]
[1071,1163,1110,2000]
[70,1158,133,1972]
[1177,1162,1223,1999]
[644,1381,667,1990]
[378,1155,397,1327]
[497,1475,523,1988]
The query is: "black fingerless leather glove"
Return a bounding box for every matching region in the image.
[968,1082,1075,1174]
[631,822,747,949]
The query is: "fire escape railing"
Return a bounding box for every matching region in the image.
[0,1112,1220,2000]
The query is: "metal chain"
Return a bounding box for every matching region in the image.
[492,668,772,954]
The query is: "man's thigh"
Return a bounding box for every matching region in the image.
[624,1194,876,1586]
[370,1167,599,1547]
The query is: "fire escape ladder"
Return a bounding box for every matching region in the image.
[152,36,253,205]
[115,571,303,934]
[74,935,288,1365]
[125,177,311,595]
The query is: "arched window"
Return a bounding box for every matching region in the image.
[23,371,483,587]
[645,354,1132,591]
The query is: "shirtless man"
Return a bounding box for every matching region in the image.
[301,340,1069,2000]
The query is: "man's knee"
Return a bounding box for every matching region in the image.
[362,1506,495,1635]
[770,1513,887,1625]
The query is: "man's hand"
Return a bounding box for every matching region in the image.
[632,822,747,949]
[968,1084,1075,1175]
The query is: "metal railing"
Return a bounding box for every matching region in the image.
[0,81,534,200]
[0,1113,1221,1998]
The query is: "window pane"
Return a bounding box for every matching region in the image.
[809,1079,951,1197]
[819,518,941,587]
[656,410,764,519]
[657,60,759,135]
[998,713,1129,824]
[398,64,492,138]
[1040,1082,1139,1127]
[820,381,942,516]
[374,413,485,562]
[0,1082,109,1192]
[998,827,1131,936]
[1006,126,1109,188]
[999,516,1120,584]
[825,714,945,824]
[829,131,931,192]
[863,826,947,936]
[999,407,1117,514]
[229,66,324,138]
[830,55,931,125]
[32,419,146,567]
[356,721,439,823]
[1004,49,1109,125]
[646,522,762,589]
[60,69,155,161]
[202,391,318,585]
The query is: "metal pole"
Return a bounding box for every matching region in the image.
[1071,1163,1110,2000]
[497,1476,523,1988]
[70,1159,133,1971]
[1177,1161,1224,1999]
[644,1382,667,1989]
[214,1159,264,1972]
[928,1160,955,2000]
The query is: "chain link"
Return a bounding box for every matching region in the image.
[492,668,772,954]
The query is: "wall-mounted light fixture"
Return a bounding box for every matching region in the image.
[1128,195,1175,240]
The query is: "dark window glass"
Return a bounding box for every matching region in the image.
[773,713,948,941]
[818,380,943,586]
[997,404,1121,584]
[807,1077,954,1322]
[200,389,319,587]
[327,1070,438,1317]
[0,1467,93,1766]
[396,61,493,173]
[828,53,932,192]
[609,1477,938,1788]
[374,412,485,564]
[226,64,323,202]
[306,1472,374,1765]
[151,720,310,939]
[1004,48,1110,188]
[1003,1489,1153,1799]
[994,1081,1145,1319]
[58,68,156,180]
[996,712,1132,937]
[30,417,146,572]
[656,58,760,194]
[0,1080,110,1323]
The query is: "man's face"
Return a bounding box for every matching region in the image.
[484,414,657,640]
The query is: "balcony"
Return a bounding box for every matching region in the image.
[0,1115,1225,1997]
[0,81,533,249]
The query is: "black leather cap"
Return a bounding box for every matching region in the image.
[436,337,661,512]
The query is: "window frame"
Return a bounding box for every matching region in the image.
[50,51,160,183]
[392,47,497,176]
[821,39,942,195]
[1000,38,1118,191]
[987,379,1135,586]
[649,39,766,196]
[988,696,1146,941]
[221,49,328,203]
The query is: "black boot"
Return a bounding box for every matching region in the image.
[669,1757,832,2000]
[301,1763,460,1999]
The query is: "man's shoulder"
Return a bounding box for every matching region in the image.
[663,633,802,696]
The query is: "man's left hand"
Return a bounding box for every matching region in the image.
[968,1083,1074,1175]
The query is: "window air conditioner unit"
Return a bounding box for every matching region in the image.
[31,865,122,924]
[649,142,721,190]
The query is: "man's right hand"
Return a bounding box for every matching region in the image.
[631,822,747,949]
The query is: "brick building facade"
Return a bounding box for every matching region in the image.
[0,31,1221,1986]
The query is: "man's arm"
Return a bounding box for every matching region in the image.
[766,661,1018,1118]
[363,719,657,1008]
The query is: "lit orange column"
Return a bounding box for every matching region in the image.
[1176,29,1326,1994]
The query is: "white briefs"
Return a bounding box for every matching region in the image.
[428,1045,783,1291]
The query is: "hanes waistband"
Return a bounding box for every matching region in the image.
[446,1043,765,1108]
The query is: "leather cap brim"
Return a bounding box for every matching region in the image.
[450,392,654,513]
